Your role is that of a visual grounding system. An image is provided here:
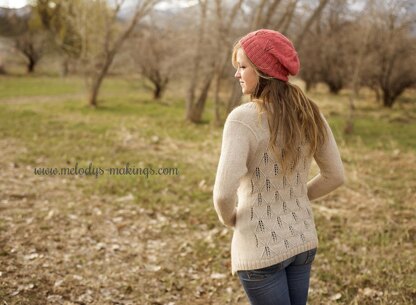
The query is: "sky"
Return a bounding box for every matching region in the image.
[0,0,28,8]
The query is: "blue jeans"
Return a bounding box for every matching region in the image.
[237,248,317,305]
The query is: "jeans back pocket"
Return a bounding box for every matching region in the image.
[291,248,318,266]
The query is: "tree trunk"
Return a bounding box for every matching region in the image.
[213,70,222,126]
[345,83,358,134]
[83,0,159,107]
[382,94,394,108]
[344,23,371,135]
[27,57,36,73]
[382,89,401,108]
[187,73,214,123]
[374,86,381,104]
[212,0,245,126]
[60,57,69,77]
[86,39,120,107]
[88,80,99,107]
[88,72,106,107]
[185,0,207,122]
[0,64,6,75]
[328,82,342,94]
[153,83,162,100]
[305,80,314,92]
[226,81,243,114]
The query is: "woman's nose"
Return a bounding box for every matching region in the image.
[234,70,240,78]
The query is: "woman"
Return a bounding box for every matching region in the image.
[212,29,345,305]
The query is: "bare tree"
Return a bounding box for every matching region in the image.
[299,0,415,109]
[363,0,416,108]
[65,0,160,107]
[132,25,174,100]
[300,0,372,95]
[15,31,48,73]
[212,0,245,125]
[317,2,354,94]
[0,37,10,74]
[344,10,372,134]
[36,0,81,76]
[185,0,214,122]
[0,5,48,73]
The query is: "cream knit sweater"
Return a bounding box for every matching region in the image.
[213,101,345,276]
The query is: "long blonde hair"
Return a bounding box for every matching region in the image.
[232,43,328,176]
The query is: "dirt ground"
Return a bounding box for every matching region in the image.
[0,138,249,305]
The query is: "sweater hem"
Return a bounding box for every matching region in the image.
[231,240,318,276]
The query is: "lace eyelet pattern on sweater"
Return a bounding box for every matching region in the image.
[249,144,315,262]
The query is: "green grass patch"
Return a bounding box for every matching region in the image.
[0,75,85,98]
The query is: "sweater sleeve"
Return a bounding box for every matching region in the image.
[213,117,257,228]
[307,113,345,201]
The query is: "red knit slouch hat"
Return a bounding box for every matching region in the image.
[239,29,300,82]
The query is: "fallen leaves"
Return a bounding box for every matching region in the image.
[210,273,227,280]
[359,287,384,299]
[330,292,342,301]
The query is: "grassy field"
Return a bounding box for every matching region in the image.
[0,74,415,305]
